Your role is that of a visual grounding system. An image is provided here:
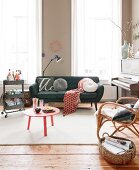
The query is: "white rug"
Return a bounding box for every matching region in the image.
[0,108,98,145]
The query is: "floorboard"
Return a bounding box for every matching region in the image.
[0,103,139,169]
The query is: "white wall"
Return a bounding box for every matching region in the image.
[122,0,132,43]
[42,0,71,76]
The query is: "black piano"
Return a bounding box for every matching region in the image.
[111,77,139,99]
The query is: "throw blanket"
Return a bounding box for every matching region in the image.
[63,88,83,116]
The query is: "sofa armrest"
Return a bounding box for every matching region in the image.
[29,83,39,98]
[96,84,104,102]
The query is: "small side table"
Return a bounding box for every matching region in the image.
[24,107,60,136]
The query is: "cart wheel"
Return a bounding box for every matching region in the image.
[1,112,4,115]
[5,115,8,118]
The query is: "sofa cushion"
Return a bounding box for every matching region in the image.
[83,79,98,92]
[53,78,68,91]
[37,91,98,101]
[36,76,100,90]
[37,77,54,91]
[37,91,66,99]
[78,78,91,89]
[80,92,97,99]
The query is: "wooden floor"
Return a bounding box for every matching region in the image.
[0,103,139,170]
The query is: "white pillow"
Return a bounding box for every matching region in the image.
[83,79,98,92]
[133,99,139,110]
[96,104,132,118]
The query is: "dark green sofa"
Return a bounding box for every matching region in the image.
[29,76,104,110]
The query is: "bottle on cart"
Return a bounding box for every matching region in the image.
[18,70,22,80]
[7,69,14,81]
[15,70,20,80]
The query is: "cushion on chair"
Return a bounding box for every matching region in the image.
[133,99,139,110]
[100,108,118,118]
[112,109,135,122]
[53,78,68,91]
[97,104,133,119]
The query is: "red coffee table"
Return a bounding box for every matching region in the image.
[24,107,60,136]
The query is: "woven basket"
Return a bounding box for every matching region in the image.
[99,136,136,165]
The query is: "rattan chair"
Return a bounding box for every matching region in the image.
[97,97,139,140]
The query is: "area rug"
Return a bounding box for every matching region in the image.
[0,108,98,145]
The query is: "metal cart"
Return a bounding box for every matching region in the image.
[1,80,24,118]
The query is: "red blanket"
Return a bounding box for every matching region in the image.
[63,88,83,116]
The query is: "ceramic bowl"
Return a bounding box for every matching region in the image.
[35,107,41,114]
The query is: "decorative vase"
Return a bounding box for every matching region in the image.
[121,40,129,59]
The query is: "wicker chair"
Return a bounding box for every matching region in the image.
[97,97,139,140]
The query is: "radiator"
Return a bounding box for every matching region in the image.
[101,84,117,101]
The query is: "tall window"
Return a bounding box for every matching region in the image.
[72,0,121,81]
[0,0,42,84]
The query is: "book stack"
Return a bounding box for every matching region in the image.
[102,136,133,155]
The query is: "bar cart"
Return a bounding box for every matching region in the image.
[1,80,24,118]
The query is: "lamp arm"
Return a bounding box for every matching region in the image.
[42,59,52,76]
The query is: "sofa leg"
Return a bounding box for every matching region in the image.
[94,102,97,111]
[91,102,92,107]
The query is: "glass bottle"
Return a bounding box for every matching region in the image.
[15,70,20,80]
[7,69,14,81]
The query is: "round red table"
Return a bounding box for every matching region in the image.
[24,107,60,136]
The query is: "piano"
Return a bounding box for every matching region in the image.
[111,76,139,99]
[112,59,139,99]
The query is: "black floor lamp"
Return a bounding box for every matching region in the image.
[42,55,62,76]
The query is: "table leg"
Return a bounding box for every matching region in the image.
[43,117,47,136]
[51,115,54,126]
[27,116,31,130]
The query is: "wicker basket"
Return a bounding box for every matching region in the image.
[99,136,136,165]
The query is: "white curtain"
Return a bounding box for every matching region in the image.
[0,0,42,84]
[72,0,122,81]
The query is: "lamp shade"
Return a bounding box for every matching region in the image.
[53,55,62,62]
[42,55,62,76]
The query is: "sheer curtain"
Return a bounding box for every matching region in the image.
[0,0,42,84]
[72,0,122,81]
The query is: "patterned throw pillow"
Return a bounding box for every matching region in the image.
[37,78,54,91]
[53,78,68,91]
